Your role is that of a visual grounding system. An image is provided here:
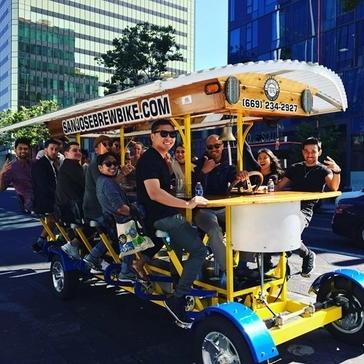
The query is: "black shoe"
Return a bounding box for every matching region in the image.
[164,296,192,329]
[234,267,259,280]
[301,250,316,277]
[32,242,43,253]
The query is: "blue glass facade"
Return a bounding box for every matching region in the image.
[0,0,12,111]
[228,0,364,187]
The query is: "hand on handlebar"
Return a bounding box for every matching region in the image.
[236,170,250,182]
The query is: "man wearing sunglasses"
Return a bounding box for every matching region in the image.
[83,135,133,222]
[136,119,208,329]
[193,134,258,282]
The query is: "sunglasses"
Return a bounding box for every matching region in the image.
[206,143,223,150]
[153,130,177,138]
[102,141,113,147]
[102,161,118,167]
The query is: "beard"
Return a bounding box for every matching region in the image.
[46,154,58,161]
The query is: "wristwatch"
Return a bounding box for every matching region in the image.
[332,169,341,174]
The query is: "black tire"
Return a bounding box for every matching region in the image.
[316,276,364,344]
[194,315,267,364]
[50,254,79,299]
[355,223,364,247]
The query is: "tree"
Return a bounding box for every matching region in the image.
[95,22,183,94]
[288,115,341,165]
[0,100,58,147]
[341,0,363,12]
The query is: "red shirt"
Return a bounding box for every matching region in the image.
[4,159,34,207]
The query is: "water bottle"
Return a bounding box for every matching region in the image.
[267,178,274,193]
[195,182,204,196]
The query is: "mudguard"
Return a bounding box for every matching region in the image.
[48,247,89,273]
[192,301,278,363]
[310,269,364,295]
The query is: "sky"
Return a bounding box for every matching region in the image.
[194,0,228,71]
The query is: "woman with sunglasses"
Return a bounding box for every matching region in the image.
[83,152,145,281]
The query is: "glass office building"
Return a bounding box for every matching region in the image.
[228,0,364,188]
[0,0,194,111]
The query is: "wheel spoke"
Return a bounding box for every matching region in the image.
[203,331,240,363]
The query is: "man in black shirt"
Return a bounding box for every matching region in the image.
[136,119,208,329]
[55,142,85,259]
[276,137,341,277]
[31,138,61,253]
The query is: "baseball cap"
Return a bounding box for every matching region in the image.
[93,135,111,148]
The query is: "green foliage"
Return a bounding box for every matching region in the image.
[289,115,341,164]
[341,0,363,12]
[95,22,183,94]
[0,100,58,147]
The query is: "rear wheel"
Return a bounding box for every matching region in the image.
[316,276,364,344]
[51,254,79,299]
[194,315,266,364]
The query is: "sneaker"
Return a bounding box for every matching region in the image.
[301,250,316,277]
[234,267,259,280]
[100,260,110,271]
[32,238,45,254]
[83,254,102,271]
[164,296,192,329]
[61,242,81,260]
[32,242,43,253]
[118,270,138,283]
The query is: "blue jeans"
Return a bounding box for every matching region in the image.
[154,214,207,298]
[90,239,134,273]
[292,210,311,258]
[194,208,227,271]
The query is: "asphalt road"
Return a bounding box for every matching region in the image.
[1,189,364,364]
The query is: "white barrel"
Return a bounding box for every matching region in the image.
[231,201,301,252]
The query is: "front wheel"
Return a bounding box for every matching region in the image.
[316,276,364,344]
[194,315,265,364]
[50,254,79,299]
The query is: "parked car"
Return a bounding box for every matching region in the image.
[332,192,364,246]
[335,188,364,205]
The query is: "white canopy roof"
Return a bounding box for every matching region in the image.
[0,59,347,134]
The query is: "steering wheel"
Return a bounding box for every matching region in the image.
[227,171,264,196]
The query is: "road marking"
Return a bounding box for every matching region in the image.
[310,246,364,259]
